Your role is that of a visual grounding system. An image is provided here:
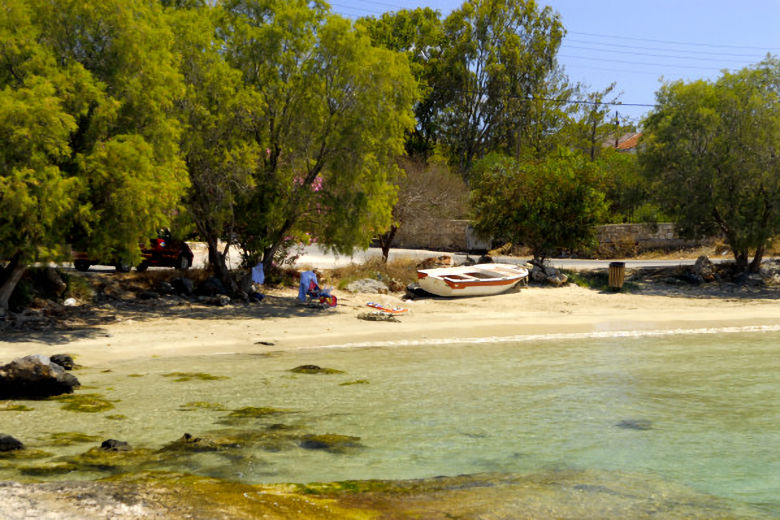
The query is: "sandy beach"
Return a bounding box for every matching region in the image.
[2,284,778,366]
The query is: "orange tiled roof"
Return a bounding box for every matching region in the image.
[616,132,642,150]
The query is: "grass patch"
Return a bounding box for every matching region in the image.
[564,269,639,292]
[564,270,610,290]
[64,273,96,303]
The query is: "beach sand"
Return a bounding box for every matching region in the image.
[2,284,778,365]
[1,283,778,519]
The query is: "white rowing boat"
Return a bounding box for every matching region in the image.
[416,263,529,297]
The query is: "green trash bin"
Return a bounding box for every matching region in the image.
[608,262,625,290]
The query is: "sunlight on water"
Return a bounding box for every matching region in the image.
[2,329,778,516]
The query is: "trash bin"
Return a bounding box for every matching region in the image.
[608,262,625,290]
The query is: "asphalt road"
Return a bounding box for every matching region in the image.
[291,245,733,270]
[63,243,734,274]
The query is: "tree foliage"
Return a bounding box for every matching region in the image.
[219,0,417,272]
[640,57,780,271]
[438,0,564,173]
[357,8,445,159]
[0,0,187,310]
[469,150,607,264]
[168,3,259,288]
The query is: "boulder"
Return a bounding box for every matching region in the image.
[416,255,452,269]
[100,439,131,452]
[49,354,75,370]
[530,265,548,283]
[157,281,175,295]
[346,278,388,294]
[546,273,568,287]
[0,434,24,452]
[137,290,160,300]
[170,277,194,296]
[0,354,81,399]
[693,255,716,282]
[197,277,227,296]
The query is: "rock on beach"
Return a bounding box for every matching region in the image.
[0,354,80,399]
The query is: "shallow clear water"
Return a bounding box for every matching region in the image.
[3,329,779,515]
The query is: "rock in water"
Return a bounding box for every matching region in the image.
[0,355,80,399]
[100,439,131,452]
[50,354,75,370]
[0,434,24,452]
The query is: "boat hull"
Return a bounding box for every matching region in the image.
[416,263,528,297]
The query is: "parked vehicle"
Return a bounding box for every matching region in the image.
[135,234,193,271]
[416,263,528,297]
[71,230,193,272]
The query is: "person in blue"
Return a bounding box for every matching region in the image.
[298,270,336,307]
[250,262,265,302]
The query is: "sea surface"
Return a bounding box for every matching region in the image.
[2,328,778,517]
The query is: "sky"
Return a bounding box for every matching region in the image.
[329,0,780,125]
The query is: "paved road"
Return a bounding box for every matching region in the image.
[291,245,733,270]
[63,243,736,273]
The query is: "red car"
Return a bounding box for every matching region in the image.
[72,231,193,272]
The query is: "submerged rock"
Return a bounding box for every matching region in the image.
[290,365,345,375]
[615,419,653,431]
[49,354,75,370]
[300,433,362,452]
[0,355,80,399]
[101,439,131,452]
[0,434,24,452]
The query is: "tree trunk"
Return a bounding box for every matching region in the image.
[734,250,749,273]
[378,224,398,263]
[0,252,26,313]
[206,237,239,295]
[749,245,765,273]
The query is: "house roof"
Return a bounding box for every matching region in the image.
[616,132,642,151]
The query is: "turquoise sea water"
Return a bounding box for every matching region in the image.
[2,329,779,516]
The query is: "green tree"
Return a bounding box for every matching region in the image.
[567,82,621,161]
[469,150,607,264]
[168,3,260,292]
[438,0,564,174]
[640,58,780,272]
[0,0,188,311]
[220,0,417,273]
[597,149,648,223]
[357,7,445,159]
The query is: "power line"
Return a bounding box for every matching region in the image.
[559,54,729,72]
[568,30,780,51]
[562,44,761,64]
[565,38,769,58]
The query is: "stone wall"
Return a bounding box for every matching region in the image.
[393,219,490,252]
[393,220,703,253]
[596,223,701,251]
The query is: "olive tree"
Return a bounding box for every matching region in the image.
[640,58,780,272]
